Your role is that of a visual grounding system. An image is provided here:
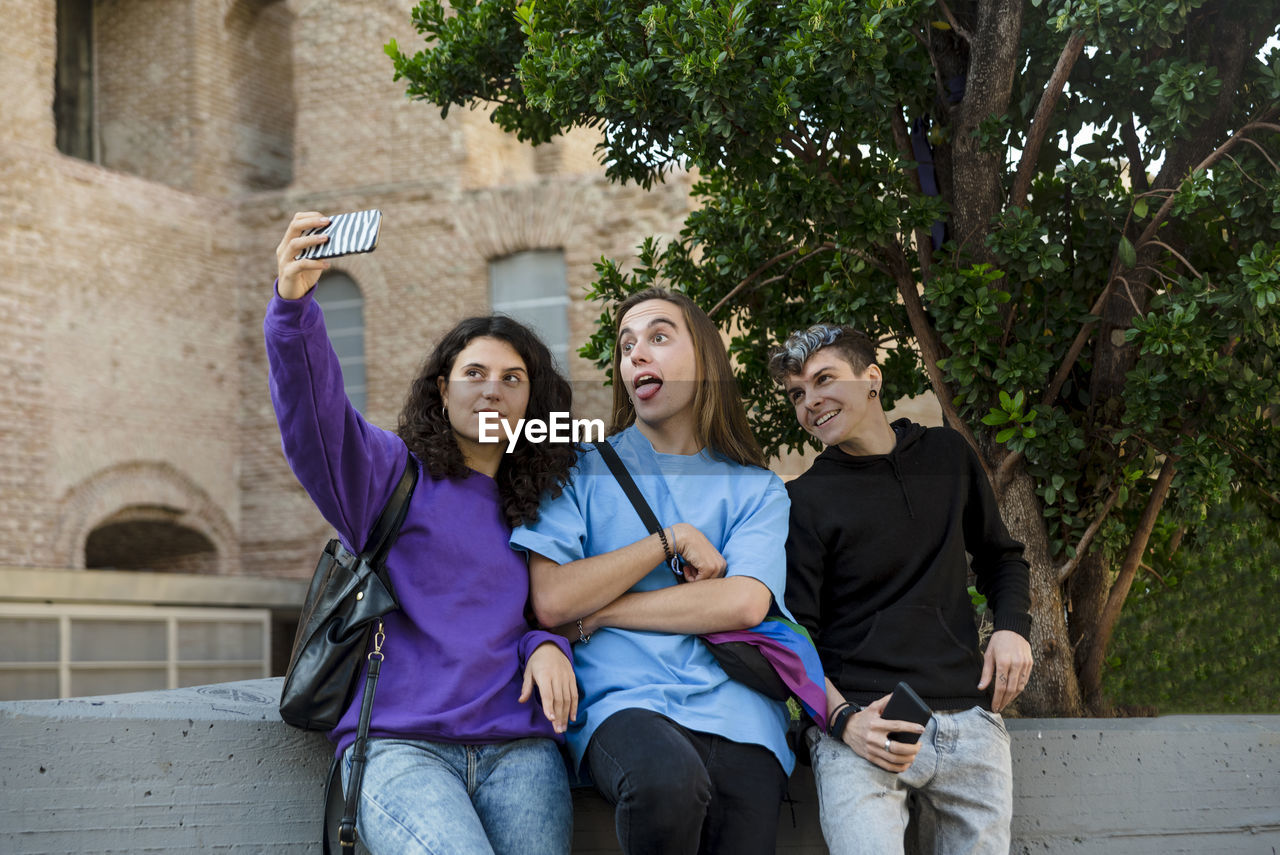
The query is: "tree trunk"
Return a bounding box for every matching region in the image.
[991,455,1085,716]
[946,0,1023,259]
[1068,551,1109,673]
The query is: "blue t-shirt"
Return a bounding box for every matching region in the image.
[510,425,796,774]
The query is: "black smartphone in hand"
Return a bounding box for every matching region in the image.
[881,681,933,744]
[295,209,382,261]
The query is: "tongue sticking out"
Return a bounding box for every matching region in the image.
[634,377,662,402]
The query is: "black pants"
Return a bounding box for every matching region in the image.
[585,707,787,855]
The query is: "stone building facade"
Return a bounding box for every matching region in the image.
[1,0,694,695]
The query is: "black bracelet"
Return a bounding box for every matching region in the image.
[827,702,850,737]
[828,701,862,740]
[656,526,673,563]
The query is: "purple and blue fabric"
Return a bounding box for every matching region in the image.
[704,614,828,732]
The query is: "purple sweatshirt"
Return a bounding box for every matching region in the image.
[265,290,571,756]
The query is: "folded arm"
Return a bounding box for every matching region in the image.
[579,575,771,636]
[528,521,726,628]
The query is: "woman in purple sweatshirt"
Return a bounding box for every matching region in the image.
[266,212,580,855]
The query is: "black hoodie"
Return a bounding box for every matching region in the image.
[784,419,1031,711]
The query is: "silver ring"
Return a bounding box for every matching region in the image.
[884,737,892,753]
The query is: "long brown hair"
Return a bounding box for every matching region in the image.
[609,288,765,469]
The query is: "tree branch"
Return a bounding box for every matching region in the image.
[1139,561,1168,587]
[1056,486,1123,584]
[1235,135,1280,172]
[1011,31,1087,208]
[999,116,1280,491]
[995,275,1117,490]
[1137,116,1280,250]
[753,246,839,292]
[1221,152,1272,192]
[879,241,992,480]
[1144,239,1202,280]
[1216,435,1280,509]
[1120,115,1150,195]
[709,243,835,318]
[933,0,972,42]
[883,105,997,476]
[1080,454,1178,706]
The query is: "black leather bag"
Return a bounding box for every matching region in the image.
[592,441,790,701]
[279,458,418,730]
[277,457,417,853]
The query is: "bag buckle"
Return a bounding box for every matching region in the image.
[338,818,358,849]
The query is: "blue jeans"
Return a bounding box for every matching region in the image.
[341,737,572,855]
[808,706,1013,855]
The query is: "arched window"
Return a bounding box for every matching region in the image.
[489,250,570,372]
[85,508,218,575]
[313,272,367,412]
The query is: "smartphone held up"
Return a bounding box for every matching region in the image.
[295,209,382,261]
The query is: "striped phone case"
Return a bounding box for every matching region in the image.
[296,209,382,261]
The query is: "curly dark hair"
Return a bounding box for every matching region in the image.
[396,316,577,528]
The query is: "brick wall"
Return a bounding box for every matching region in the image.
[0,0,694,585]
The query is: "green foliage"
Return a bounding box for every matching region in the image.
[392,0,1280,710]
[1104,500,1280,713]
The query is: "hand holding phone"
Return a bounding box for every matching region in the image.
[881,681,933,744]
[295,209,382,261]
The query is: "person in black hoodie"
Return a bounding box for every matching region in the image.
[770,323,1033,855]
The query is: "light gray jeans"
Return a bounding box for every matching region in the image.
[808,706,1013,855]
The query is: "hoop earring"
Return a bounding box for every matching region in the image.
[868,389,878,399]
[442,406,449,419]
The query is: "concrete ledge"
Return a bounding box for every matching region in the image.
[0,566,308,609]
[1,679,1277,854]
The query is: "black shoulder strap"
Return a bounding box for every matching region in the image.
[323,454,416,854]
[594,440,662,536]
[361,454,419,564]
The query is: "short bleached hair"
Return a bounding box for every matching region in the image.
[768,324,876,383]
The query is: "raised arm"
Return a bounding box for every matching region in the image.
[265,212,406,550]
